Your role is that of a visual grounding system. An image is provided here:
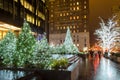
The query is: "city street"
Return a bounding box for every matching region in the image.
[78,55,120,80]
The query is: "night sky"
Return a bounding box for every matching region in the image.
[89,0,120,46]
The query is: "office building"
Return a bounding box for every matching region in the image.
[0,0,49,40]
[47,0,90,50]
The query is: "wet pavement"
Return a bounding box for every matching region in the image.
[78,55,120,80]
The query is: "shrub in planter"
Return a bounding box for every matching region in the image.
[14,20,36,67]
[0,30,16,67]
[50,57,68,70]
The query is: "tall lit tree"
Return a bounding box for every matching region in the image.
[63,27,79,54]
[15,20,36,67]
[0,30,16,67]
[94,17,120,53]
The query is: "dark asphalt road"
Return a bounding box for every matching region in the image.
[78,55,120,80]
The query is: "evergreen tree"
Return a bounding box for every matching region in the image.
[37,34,49,53]
[63,27,79,54]
[33,35,52,69]
[15,20,36,67]
[0,30,16,67]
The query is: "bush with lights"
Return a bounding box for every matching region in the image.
[0,30,17,67]
[14,20,36,67]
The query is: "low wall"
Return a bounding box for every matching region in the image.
[0,59,80,80]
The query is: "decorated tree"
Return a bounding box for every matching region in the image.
[32,35,52,69]
[15,20,36,67]
[63,27,79,54]
[0,30,16,67]
[37,34,49,53]
[94,17,120,54]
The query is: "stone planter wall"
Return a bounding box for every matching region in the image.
[0,58,80,80]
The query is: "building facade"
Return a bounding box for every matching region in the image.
[0,0,49,40]
[47,0,90,51]
[49,32,90,51]
[47,0,89,33]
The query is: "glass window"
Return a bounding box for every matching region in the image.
[51,14,53,17]
[84,6,86,9]
[84,15,86,18]
[70,16,72,20]
[38,20,41,26]
[73,16,76,19]
[77,2,79,5]
[0,0,3,9]
[14,0,18,2]
[77,16,79,19]
[8,3,13,14]
[77,6,79,10]
[70,7,72,10]
[73,25,75,29]
[84,1,86,4]
[73,3,75,5]
[63,26,65,29]
[4,1,9,11]
[66,13,69,15]
[57,26,59,30]
[73,7,75,10]
[63,13,65,16]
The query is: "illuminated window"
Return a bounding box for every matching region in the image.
[73,3,75,5]
[38,21,41,26]
[67,13,69,15]
[84,1,87,4]
[60,13,62,16]
[57,27,59,30]
[14,0,18,2]
[63,0,65,2]
[73,7,76,10]
[70,7,72,10]
[77,7,79,10]
[84,6,86,9]
[77,2,79,5]
[70,16,72,20]
[63,26,65,29]
[51,14,53,17]
[84,15,86,18]
[73,26,75,29]
[73,16,76,19]
[63,13,65,16]
[77,44,79,46]
[70,26,72,29]
[77,16,79,19]
[84,29,87,32]
[60,27,62,29]
[73,30,76,33]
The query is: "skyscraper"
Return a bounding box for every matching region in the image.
[47,0,89,33]
[0,0,49,39]
[47,0,90,51]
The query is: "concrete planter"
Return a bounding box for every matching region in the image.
[0,59,80,80]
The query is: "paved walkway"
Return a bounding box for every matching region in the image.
[78,55,120,80]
